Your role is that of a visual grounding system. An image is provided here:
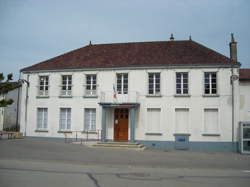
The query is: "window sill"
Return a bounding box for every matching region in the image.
[145,132,162,136]
[36,96,49,99]
[57,130,72,133]
[173,133,191,136]
[146,94,162,98]
[59,95,72,98]
[202,94,220,97]
[202,133,220,136]
[174,94,190,97]
[35,129,48,132]
[83,95,98,98]
[81,131,98,134]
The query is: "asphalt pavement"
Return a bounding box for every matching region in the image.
[0,138,250,187]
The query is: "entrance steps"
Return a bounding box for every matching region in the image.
[92,142,145,150]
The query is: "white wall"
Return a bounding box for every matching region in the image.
[239,81,250,121]
[19,67,239,143]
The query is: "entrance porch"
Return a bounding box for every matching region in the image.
[99,103,139,143]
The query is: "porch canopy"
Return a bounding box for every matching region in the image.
[98,102,140,142]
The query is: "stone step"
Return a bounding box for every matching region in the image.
[92,142,145,150]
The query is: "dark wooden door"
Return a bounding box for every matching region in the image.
[114,108,129,142]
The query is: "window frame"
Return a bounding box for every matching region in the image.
[116,73,128,94]
[37,108,48,130]
[84,108,96,132]
[176,72,189,95]
[148,73,161,95]
[204,72,217,95]
[61,75,72,96]
[85,74,97,96]
[38,76,49,96]
[59,108,71,131]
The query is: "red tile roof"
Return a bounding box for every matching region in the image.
[239,69,250,81]
[21,40,236,72]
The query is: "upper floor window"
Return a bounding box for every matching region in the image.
[176,72,188,95]
[85,74,97,96]
[61,75,72,96]
[37,108,48,130]
[148,73,160,95]
[117,73,128,94]
[59,108,71,131]
[204,72,217,95]
[38,76,49,96]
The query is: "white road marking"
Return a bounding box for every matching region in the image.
[242,170,250,173]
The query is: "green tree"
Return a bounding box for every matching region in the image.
[0,73,14,107]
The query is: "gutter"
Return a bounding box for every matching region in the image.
[20,63,241,74]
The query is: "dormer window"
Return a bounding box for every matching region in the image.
[38,76,49,97]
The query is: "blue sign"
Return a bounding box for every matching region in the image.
[178,138,186,142]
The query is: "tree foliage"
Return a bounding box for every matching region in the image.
[0,73,14,107]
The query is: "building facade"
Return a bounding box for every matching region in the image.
[19,35,248,152]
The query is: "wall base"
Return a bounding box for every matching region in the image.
[138,140,238,152]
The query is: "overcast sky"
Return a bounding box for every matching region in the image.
[0,0,249,80]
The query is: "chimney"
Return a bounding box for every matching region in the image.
[170,33,174,41]
[229,33,237,62]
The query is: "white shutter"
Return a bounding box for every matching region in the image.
[66,108,71,130]
[37,109,43,129]
[175,108,189,133]
[204,109,219,134]
[43,108,48,129]
[84,109,90,130]
[147,108,161,132]
[60,109,66,130]
[84,109,96,131]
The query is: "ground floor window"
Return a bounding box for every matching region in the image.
[59,108,71,130]
[37,108,48,129]
[204,108,219,134]
[147,108,161,132]
[175,108,189,133]
[84,108,96,131]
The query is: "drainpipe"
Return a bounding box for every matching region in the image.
[24,74,30,136]
[16,73,21,131]
[231,66,235,151]
[229,33,238,151]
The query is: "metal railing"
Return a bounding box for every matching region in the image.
[63,130,101,144]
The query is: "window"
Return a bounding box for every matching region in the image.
[147,108,161,132]
[84,109,96,131]
[117,73,128,94]
[204,72,217,95]
[148,73,160,95]
[204,109,219,134]
[176,72,188,94]
[61,75,72,96]
[175,108,189,133]
[85,74,97,96]
[38,76,49,96]
[37,108,48,129]
[59,108,71,130]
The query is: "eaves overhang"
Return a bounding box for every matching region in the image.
[20,63,241,74]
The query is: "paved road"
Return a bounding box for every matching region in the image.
[0,138,250,187]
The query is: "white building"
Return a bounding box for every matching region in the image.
[19,35,250,152]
